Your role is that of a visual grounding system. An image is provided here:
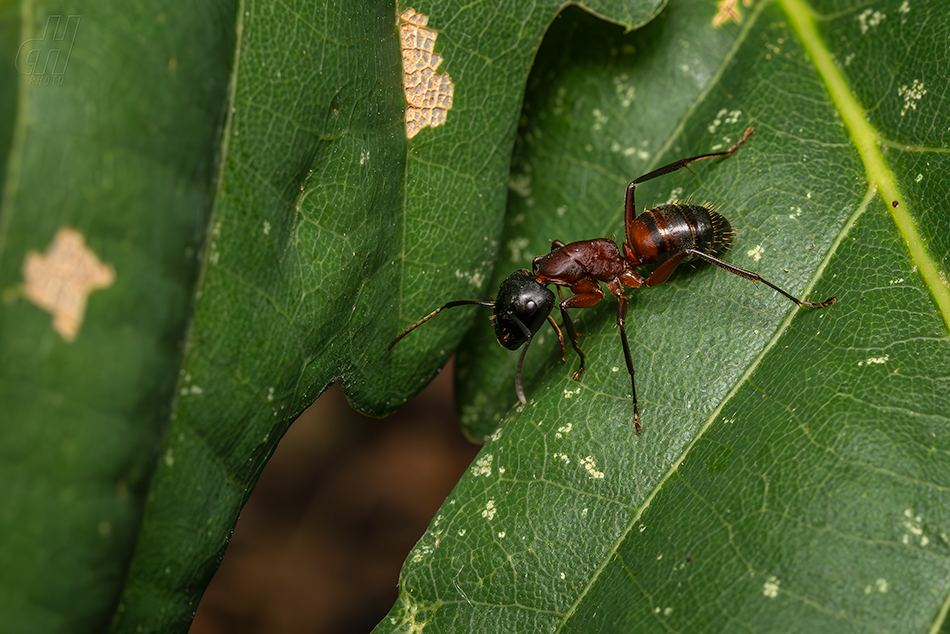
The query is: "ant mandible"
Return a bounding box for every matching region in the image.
[389,127,835,434]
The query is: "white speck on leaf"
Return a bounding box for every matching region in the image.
[482,499,497,520]
[858,354,888,366]
[580,455,605,479]
[455,269,485,288]
[508,237,530,263]
[901,508,927,546]
[898,79,926,116]
[472,454,493,477]
[613,73,635,108]
[857,8,886,34]
[707,108,742,134]
[509,172,532,198]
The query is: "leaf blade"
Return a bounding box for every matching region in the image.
[378,0,950,632]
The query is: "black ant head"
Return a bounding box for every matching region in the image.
[492,269,555,350]
[388,268,556,407]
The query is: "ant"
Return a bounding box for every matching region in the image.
[389,128,835,433]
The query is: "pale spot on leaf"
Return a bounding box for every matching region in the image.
[747,244,764,262]
[481,499,497,520]
[400,8,454,139]
[713,0,742,26]
[23,227,115,341]
[898,79,926,116]
[580,455,605,479]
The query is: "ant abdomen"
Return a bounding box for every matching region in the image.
[629,204,734,265]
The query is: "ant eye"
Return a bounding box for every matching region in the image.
[525,299,537,313]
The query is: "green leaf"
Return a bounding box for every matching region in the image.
[1,3,234,631]
[1,0,660,631]
[2,0,948,632]
[377,0,950,633]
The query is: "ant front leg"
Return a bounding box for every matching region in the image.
[558,280,604,380]
[624,128,755,247]
[546,315,567,362]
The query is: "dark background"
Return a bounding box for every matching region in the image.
[189,359,479,633]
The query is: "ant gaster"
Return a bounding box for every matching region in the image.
[389,128,835,433]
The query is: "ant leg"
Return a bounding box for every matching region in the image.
[546,315,566,362]
[558,307,585,380]
[633,127,754,189]
[642,250,688,288]
[607,282,641,434]
[684,248,836,308]
[617,319,640,434]
[559,285,604,380]
[624,127,754,246]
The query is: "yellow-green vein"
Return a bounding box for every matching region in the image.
[780,0,950,334]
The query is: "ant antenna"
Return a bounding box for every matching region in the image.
[388,300,494,350]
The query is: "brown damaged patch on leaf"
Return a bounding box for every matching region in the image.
[22,227,115,341]
[399,8,454,139]
[713,0,752,26]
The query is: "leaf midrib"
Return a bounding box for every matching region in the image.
[782,0,950,335]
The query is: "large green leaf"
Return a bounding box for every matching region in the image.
[1,0,948,632]
[377,0,950,633]
[1,0,657,631]
[1,2,235,631]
